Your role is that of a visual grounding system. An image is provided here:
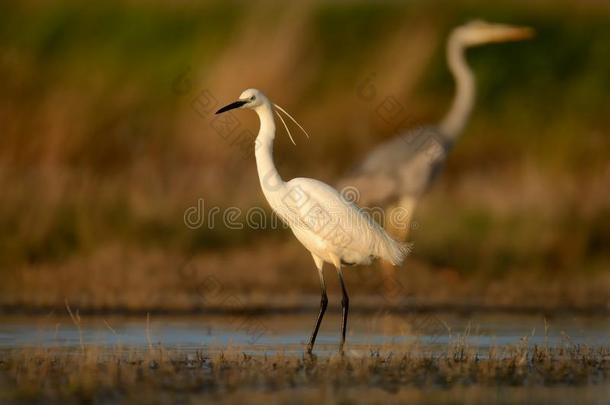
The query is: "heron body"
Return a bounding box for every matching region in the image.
[216,89,409,352]
[339,21,534,232]
[341,125,450,208]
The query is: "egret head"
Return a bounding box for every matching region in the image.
[216,88,310,145]
[216,88,268,114]
[454,20,534,47]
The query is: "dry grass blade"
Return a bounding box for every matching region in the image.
[64,298,84,353]
[146,312,153,353]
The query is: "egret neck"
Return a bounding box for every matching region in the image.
[253,102,286,203]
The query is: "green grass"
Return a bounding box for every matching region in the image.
[307,2,410,93]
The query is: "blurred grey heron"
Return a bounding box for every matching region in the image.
[216,89,410,353]
[339,21,534,242]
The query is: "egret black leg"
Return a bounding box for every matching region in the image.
[307,266,327,353]
[337,266,349,351]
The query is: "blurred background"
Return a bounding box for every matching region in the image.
[1,0,609,312]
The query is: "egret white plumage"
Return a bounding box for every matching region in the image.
[339,21,534,240]
[216,89,410,352]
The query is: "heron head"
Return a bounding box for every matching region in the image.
[216,88,268,114]
[455,20,534,47]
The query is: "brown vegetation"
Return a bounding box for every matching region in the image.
[1,0,609,311]
[2,341,610,403]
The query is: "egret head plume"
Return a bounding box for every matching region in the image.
[273,103,310,146]
[274,109,297,146]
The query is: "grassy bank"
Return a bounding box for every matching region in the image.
[2,343,610,403]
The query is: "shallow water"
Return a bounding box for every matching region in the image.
[1,312,609,355]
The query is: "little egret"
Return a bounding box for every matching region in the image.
[339,21,534,240]
[216,89,410,352]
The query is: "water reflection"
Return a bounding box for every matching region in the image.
[1,313,609,356]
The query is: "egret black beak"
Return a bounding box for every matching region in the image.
[215,100,248,114]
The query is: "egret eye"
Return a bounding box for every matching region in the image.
[250,95,256,101]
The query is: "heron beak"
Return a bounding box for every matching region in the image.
[215,100,248,114]
[494,25,535,42]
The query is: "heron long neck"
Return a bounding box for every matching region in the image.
[439,35,475,142]
[254,103,285,200]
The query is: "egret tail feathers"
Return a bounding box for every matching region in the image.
[379,235,413,266]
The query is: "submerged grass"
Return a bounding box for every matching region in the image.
[1,341,610,403]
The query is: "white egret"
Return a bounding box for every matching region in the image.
[339,21,534,241]
[216,89,410,352]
